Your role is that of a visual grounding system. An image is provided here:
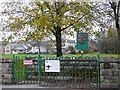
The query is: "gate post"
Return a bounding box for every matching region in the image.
[38,54,42,86]
[97,54,100,89]
[12,54,15,84]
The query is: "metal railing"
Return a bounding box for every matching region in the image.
[1,55,119,89]
[38,55,100,89]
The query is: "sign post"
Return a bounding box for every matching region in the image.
[76,32,88,56]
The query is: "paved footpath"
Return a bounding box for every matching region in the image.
[1,84,119,90]
[0,84,97,90]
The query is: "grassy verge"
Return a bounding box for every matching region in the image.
[1,53,119,59]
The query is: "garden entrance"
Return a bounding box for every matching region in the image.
[12,55,100,89]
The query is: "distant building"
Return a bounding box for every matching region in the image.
[4,42,28,54]
[65,39,75,48]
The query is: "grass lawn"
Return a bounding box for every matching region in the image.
[1,53,119,59]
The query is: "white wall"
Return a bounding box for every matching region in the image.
[5,45,11,54]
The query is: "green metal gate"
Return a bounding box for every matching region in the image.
[12,55,39,84]
[38,55,100,89]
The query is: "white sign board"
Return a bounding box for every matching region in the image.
[45,60,60,72]
[23,60,33,65]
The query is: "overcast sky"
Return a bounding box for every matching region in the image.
[0,0,103,42]
[0,0,116,42]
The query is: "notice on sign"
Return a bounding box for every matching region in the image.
[45,60,60,72]
[23,60,33,65]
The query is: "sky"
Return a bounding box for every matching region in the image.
[0,0,115,42]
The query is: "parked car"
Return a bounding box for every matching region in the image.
[40,50,47,54]
[26,51,33,54]
[26,50,47,54]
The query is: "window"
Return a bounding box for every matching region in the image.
[6,50,9,52]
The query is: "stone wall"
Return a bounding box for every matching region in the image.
[0,62,2,84]
[100,58,120,88]
[0,58,120,89]
[0,60,13,84]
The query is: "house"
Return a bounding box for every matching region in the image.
[25,39,76,54]
[12,44,26,54]
[4,42,29,54]
[4,42,19,54]
[26,40,52,53]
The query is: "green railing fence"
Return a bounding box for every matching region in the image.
[12,54,100,89]
[1,55,119,89]
[38,55,100,88]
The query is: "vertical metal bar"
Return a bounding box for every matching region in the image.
[88,61,91,87]
[97,54,100,89]
[84,61,87,87]
[68,60,70,88]
[72,60,74,88]
[56,59,59,87]
[38,54,42,86]
[82,61,84,88]
[75,60,77,88]
[12,54,15,84]
[78,60,80,88]
[92,60,94,88]
[45,58,48,86]
[65,61,67,88]
[49,60,52,87]
[33,60,35,84]
[19,58,22,84]
[63,61,65,87]
[16,56,19,84]
[26,64,28,84]
[62,60,64,87]
[96,61,98,88]
[22,56,25,84]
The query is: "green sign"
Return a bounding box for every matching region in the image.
[76,32,88,50]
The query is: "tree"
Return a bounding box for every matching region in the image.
[109,1,120,54]
[92,2,120,54]
[96,26,118,54]
[2,1,96,57]
[2,39,9,46]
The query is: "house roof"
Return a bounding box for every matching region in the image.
[7,42,19,49]
[6,43,26,50]
[14,44,26,50]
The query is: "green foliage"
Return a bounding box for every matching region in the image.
[3,1,94,37]
[67,45,76,54]
[96,27,118,54]
[2,1,95,56]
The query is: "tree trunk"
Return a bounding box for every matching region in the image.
[115,14,120,55]
[55,26,62,57]
[110,2,120,55]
